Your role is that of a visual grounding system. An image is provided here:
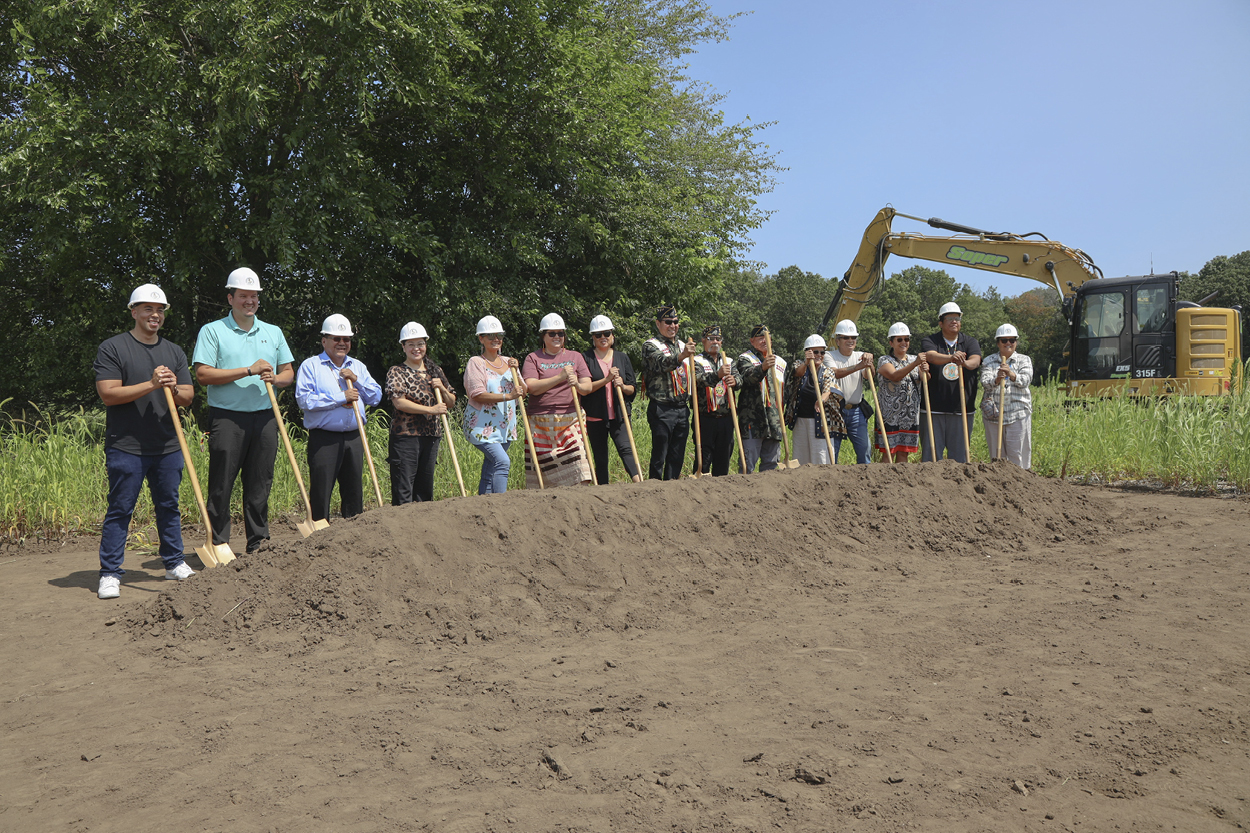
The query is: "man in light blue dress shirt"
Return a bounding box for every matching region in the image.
[295,314,383,520]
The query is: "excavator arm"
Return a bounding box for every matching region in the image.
[817,207,1104,335]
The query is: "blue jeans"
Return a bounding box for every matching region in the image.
[834,405,871,464]
[99,448,185,577]
[473,441,512,494]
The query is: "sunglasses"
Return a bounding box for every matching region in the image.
[327,336,351,343]
[810,349,826,354]
[999,338,1018,344]
[837,335,857,341]
[593,332,614,338]
[546,331,566,338]
[661,318,679,325]
[892,337,911,342]
[481,333,504,341]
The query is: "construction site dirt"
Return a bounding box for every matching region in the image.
[3,462,1247,832]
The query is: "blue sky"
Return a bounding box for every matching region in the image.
[683,0,1250,295]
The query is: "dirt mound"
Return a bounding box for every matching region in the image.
[129,462,1110,649]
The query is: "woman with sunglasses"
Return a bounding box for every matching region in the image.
[385,322,456,505]
[580,315,641,484]
[979,324,1033,468]
[521,313,594,487]
[463,315,525,494]
[874,322,927,463]
[827,319,874,464]
[791,334,845,465]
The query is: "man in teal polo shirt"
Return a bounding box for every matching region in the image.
[192,267,295,553]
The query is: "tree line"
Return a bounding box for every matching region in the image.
[5,1,1246,412]
[2,0,778,409]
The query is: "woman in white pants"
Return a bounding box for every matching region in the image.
[979,324,1033,469]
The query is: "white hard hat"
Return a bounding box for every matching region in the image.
[995,323,1019,340]
[539,313,566,332]
[802,334,827,350]
[226,267,262,291]
[321,314,353,337]
[476,315,504,335]
[887,322,910,339]
[834,319,859,337]
[399,322,429,342]
[589,315,614,334]
[128,283,168,309]
[938,302,962,319]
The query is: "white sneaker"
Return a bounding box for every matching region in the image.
[165,562,196,581]
[98,575,121,599]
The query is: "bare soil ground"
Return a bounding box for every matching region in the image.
[2,462,1248,833]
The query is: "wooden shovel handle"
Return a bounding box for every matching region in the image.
[688,355,703,476]
[511,366,544,489]
[614,381,642,480]
[266,382,317,519]
[435,387,467,496]
[808,358,837,464]
[865,366,892,464]
[345,379,384,506]
[163,386,213,547]
[723,354,747,473]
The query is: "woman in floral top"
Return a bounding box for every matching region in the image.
[462,315,527,494]
[386,322,456,505]
[874,322,928,463]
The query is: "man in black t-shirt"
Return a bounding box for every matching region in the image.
[920,302,982,463]
[92,284,197,600]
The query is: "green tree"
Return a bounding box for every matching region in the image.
[1,0,779,407]
[1004,287,1068,380]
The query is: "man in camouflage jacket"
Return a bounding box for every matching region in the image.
[731,324,788,472]
[641,304,697,480]
[691,325,740,476]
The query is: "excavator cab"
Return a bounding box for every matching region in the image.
[1068,273,1240,395]
[1070,275,1177,391]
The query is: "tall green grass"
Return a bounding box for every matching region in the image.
[5,372,1250,540]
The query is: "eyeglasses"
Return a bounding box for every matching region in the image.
[705,336,723,342]
[327,336,351,343]
[810,349,825,354]
[893,337,911,342]
[404,340,427,348]
[592,332,613,338]
[661,318,679,325]
[999,338,1018,343]
[837,335,857,341]
[482,333,504,341]
[546,331,566,338]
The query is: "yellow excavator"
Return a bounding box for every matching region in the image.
[818,207,1242,396]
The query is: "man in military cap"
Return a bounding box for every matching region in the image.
[640,304,697,480]
[730,324,788,472]
[691,325,740,476]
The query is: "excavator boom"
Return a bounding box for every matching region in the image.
[819,207,1102,334]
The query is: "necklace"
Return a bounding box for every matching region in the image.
[483,354,507,372]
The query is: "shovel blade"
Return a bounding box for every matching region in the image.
[786,458,801,469]
[295,518,316,538]
[195,543,220,569]
[196,542,236,569]
[313,518,330,531]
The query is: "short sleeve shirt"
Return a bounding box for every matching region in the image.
[94,333,193,455]
[192,314,294,412]
[522,349,590,415]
